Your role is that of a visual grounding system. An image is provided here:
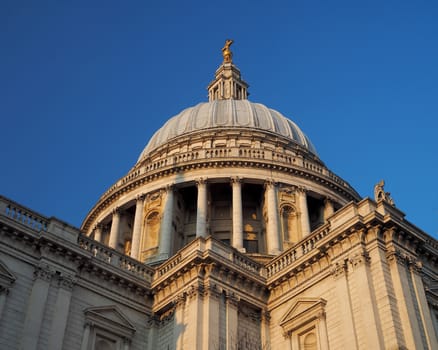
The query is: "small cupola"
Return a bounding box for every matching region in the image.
[207,39,249,101]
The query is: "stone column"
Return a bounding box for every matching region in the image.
[323,197,334,222]
[93,223,103,242]
[196,179,208,238]
[297,188,311,237]
[108,208,121,249]
[202,286,220,349]
[159,186,175,259]
[231,177,244,251]
[21,265,52,350]
[131,195,145,260]
[80,322,92,350]
[265,180,280,254]
[48,275,75,350]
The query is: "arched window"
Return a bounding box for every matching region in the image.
[281,205,299,244]
[303,332,317,350]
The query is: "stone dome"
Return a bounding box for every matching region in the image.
[138,99,318,162]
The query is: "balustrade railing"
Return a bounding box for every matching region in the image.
[100,147,355,200]
[0,196,48,232]
[265,224,330,278]
[78,235,154,281]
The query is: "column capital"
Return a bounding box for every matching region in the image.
[330,261,348,279]
[34,265,53,282]
[296,186,308,194]
[324,196,334,205]
[165,183,175,192]
[264,178,277,188]
[230,176,242,185]
[94,222,103,230]
[136,194,146,202]
[348,251,371,269]
[56,274,76,291]
[196,177,207,186]
[112,207,121,215]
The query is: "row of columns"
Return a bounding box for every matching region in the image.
[96,179,331,259]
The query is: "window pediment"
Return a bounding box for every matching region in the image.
[84,305,136,338]
[280,298,326,335]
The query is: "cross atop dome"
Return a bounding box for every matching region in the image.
[207,39,249,101]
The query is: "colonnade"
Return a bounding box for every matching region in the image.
[93,178,334,260]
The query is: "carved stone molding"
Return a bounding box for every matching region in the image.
[330,261,347,279]
[196,177,207,186]
[135,194,146,202]
[386,248,407,266]
[230,176,242,185]
[34,265,53,282]
[264,178,277,188]
[112,207,120,216]
[56,274,76,291]
[408,258,423,274]
[226,292,240,308]
[349,252,370,269]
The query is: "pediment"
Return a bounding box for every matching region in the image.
[84,305,136,336]
[0,260,16,287]
[280,298,326,335]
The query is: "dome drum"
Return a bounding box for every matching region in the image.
[82,51,361,264]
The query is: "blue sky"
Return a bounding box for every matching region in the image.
[1,1,437,237]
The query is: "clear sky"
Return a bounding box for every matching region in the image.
[1,1,437,237]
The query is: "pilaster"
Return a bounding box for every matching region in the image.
[347,249,384,349]
[409,259,438,349]
[366,226,406,349]
[330,260,358,349]
[21,264,53,350]
[48,273,76,350]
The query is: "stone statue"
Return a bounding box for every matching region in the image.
[374,180,395,206]
[222,39,234,63]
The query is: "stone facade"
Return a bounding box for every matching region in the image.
[1,193,437,349]
[1,44,437,349]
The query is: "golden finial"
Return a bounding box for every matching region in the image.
[222,39,234,63]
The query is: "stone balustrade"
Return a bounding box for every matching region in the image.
[265,224,330,278]
[0,195,48,232]
[100,147,357,201]
[78,235,154,281]
[155,237,265,280]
